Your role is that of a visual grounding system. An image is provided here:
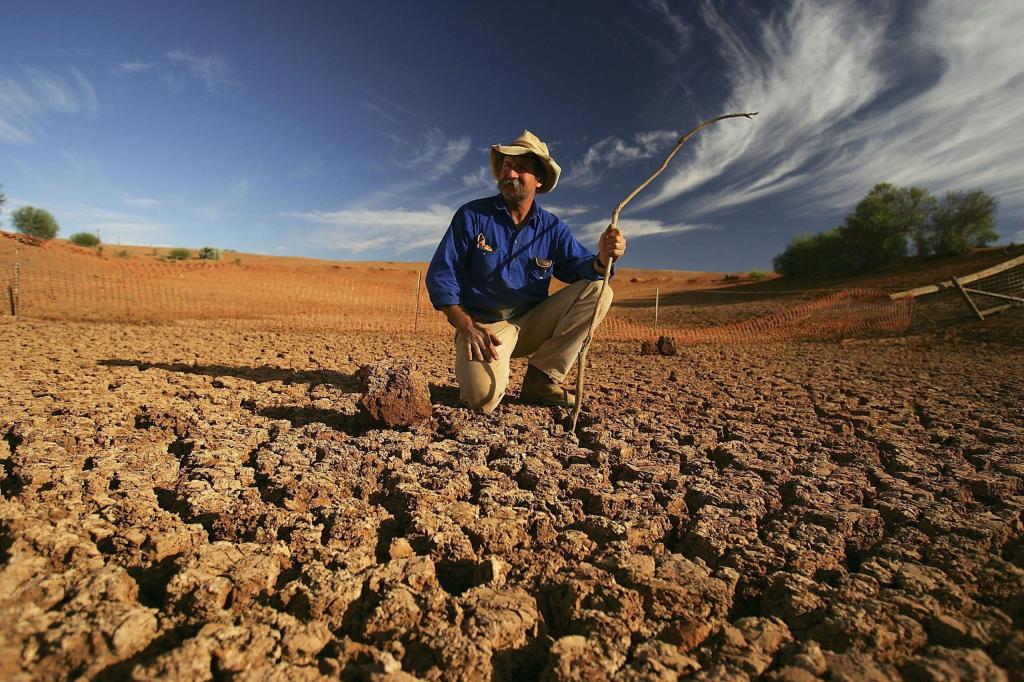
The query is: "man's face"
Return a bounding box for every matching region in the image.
[498,154,542,203]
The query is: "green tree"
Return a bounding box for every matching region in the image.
[919,190,999,257]
[70,231,101,247]
[772,227,849,278]
[839,183,934,273]
[12,205,60,240]
[0,183,6,216]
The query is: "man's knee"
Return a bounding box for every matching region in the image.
[581,279,613,311]
[460,384,505,413]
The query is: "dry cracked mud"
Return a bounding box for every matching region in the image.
[1,317,1022,680]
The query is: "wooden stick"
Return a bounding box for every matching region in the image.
[961,287,1024,304]
[953,276,984,321]
[890,253,1024,300]
[570,111,759,435]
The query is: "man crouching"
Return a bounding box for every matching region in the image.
[425,130,626,412]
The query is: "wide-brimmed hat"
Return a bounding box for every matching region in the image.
[489,130,561,193]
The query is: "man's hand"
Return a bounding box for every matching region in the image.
[596,224,626,270]
[461,322,501,362]
[440,306,501,362]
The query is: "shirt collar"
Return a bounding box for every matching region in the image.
[492,193,544,228]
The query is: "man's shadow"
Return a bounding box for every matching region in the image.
[99,359,362,392]
[99,359,464,433]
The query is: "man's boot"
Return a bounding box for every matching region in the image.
[520,365,576,407]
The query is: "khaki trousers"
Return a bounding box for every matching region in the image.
[454,279,614,412]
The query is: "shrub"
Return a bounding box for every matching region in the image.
[167,247,191,260]
[69,232,101,247]
[116,249,131,258]
[198,246,221,260]
[917,190,999,257]
[840,183,933,273]
[773,227,848,278]
[12,205,60,240]
[748,269,772,280]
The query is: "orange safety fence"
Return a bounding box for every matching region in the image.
[0,232,914,343]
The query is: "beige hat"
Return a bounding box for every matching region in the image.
[490,130,562,193]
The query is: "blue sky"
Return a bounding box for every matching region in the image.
[1,0,1022,271]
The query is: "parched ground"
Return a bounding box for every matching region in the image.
[1,315,1022,681]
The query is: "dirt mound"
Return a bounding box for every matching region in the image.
[1,319,1021,679]
[358,361,433,429]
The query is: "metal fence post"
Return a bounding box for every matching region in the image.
[414,269,422,332]
[654,287,659,331]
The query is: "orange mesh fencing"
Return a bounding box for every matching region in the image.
[0,232,913,342]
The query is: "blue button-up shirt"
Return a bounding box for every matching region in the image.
[426,195,606,322]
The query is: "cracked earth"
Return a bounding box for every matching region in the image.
[1,317,1022,680]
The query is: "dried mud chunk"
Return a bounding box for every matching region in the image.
[822,650,902,681]
[542,635,624,681]
[810,598,927,662]
[460,586,539,652]
[698,616,792,677]
[763,572,829,630]
[357,361,432,429]
[657,336,677,356]
[640,340,658,355]
[635,555,736,651]
[901,646,1009,681]
[619,640,702,680]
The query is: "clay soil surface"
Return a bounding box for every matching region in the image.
[2,309,1022,681]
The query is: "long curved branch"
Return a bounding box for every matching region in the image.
[570,111,759,436]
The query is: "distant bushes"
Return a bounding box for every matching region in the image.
[773,183,1000,278]
[70,232,100,247]
[12,206,60,240]
[198,247,221,260]
[167,247,192,260]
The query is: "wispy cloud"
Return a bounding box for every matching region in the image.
[284,205,454,254]
[165,48,243,95]
[578,217,708,244]
[124,197,161,208]
[461,166,491,190]
[543,204,595,219]
[637,0,1024,226]
[115,60,158,74]
[390,127,471,174]
[563,130,678,188]
[647,0,693,53]
[0,67,100,143]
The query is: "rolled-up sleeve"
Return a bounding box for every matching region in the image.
[552,220,609,283]
[426,208,472,309]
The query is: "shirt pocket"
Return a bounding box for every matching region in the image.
[468,248,501,282]
[527,256,554,282]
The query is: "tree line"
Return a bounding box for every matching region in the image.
[773,184,1000,278]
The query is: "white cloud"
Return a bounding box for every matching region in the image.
[564,130,679,188]
[647,0,693,52]
[0,67,100,143]
[637,0,1024,225]
[284,205,454,254]
[543,204,595,219]
[392,127,471,174]
[461,166,491,190]
[116,60,158,73]
[577,217,708,244]
[124,197,161,208]
[165,48,243,95]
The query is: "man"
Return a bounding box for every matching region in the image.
[426,130,626,412]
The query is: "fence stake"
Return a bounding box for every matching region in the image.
[12,242,20,316]
[654,287,659,331]
[414,269,422,332]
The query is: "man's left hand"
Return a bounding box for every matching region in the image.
[598,225,626,268]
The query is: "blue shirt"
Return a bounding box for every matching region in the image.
[426,195,606,322]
